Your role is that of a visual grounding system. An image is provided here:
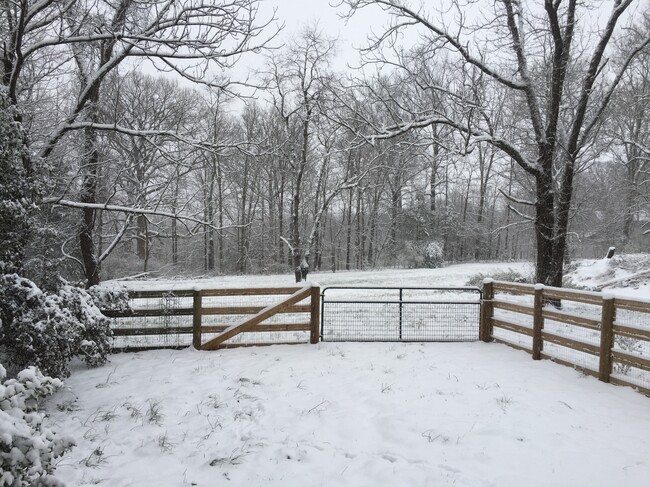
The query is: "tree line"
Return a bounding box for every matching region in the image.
[2,0,649,287]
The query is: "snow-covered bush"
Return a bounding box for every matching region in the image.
[422,241,444,268]
[0,274,112,378]
[399,241,445,269]
[88,285,131,315]
[0,364,74,486]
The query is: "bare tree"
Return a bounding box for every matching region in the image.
[607,33,650,245]
[2,0,277,285]
[342,0,650,286]
[267,26,336,281]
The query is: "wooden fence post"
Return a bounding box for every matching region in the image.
[480,279,494,342]
[532,284,544,360]
[193,289,203,350]
[599,295,616,383]
[310,286,321,344]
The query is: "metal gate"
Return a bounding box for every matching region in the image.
[321,287,482,342]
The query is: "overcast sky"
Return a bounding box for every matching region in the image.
[245,0,378,73]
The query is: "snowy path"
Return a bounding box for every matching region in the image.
[49,342,650,487]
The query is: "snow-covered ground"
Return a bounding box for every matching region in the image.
[50,343,650,487]
[107,261,533,292]
[105,256,649,299]
[45,258,650,486]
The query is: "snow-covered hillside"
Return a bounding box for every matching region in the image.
[566,254,650,300]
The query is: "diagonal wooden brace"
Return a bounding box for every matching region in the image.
[201,286,313,350]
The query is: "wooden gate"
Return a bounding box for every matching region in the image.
[194,286,320,350]
[104,285,320,351]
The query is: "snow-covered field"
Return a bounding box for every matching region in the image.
[109,261,533,292]
[105,255,650,299]
[45,258,650,486]
[50,344,650,487]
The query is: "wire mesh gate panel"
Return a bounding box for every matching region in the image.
[321,287,482,342]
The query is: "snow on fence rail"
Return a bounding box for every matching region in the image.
[101,286,320,351]
[480,280,650,396]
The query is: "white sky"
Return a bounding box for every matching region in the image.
[243,0,638,73]
[241,0,379,74]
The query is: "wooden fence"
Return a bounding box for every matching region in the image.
[103,280,650,397]
[103,286,320,351]
[480,280,650,396]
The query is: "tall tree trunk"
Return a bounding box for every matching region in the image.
[355,185,362,269]
[238,155,250,273]
[76,0,129,287]
[205,158,216,271]
[171,217,178,266]
[79,126,100,287]
[502,159,514,260]
[550,156,576,288]
[291,112,311,282]
[459,174,472,261]
[329,208,337,271]
[367,187,381,266]
[623,146,639,242]
[430,129,439,212]
[534,170,556,285]
[312,153,328,272]
[278,174,285,266]
[390,187,401,262]
[217,157,224,271]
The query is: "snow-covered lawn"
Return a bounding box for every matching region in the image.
[49,343,650,487]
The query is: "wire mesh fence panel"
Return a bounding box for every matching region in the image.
[401,302,480,341]
[612,304,650,391]
[322,302,401,341]
[612,365,650,391]
[490,288,534,350]
[542,342,600,373]
[110,292,193,350]
[321,287,481,342]
[540,300,602,370]
[540,318,600,369]
[492,328,534,350]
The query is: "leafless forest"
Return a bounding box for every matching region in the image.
[2,0,649,287]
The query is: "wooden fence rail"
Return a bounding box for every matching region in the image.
[103,286,320,351]
[480,280,650,396]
